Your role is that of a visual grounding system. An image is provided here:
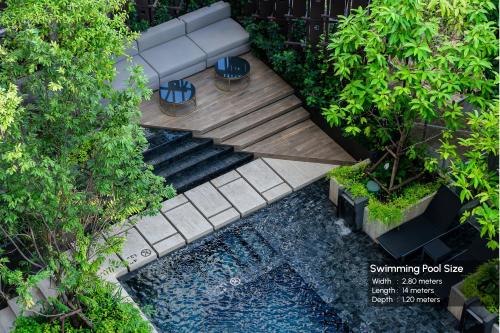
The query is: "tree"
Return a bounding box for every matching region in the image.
[323,0,498,194]
[440,102,499,249]
[0,0,174,329]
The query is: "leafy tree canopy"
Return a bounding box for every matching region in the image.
[0,0,173,328]
[323,0,498,246]
[324,0,497,164]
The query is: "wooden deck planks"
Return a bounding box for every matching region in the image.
[141,53,294,134]
[197,95,302,143]
[243,120,356,164]
[222,107,310,149]
[139,52,356,165]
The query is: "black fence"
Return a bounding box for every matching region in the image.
[246,0,369,46]
[135,0,370,47]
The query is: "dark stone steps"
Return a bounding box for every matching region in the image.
[169,152,253,193]
[157,144,233,179]
[144,128,253,193]
[147,137,213,171]
[143,128,191,160]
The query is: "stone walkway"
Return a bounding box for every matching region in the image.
[101,158,335,280]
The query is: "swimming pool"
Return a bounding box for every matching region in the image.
[121,179,459,333]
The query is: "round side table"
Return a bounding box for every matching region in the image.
[159,79,196,116]
[214,56,250,92]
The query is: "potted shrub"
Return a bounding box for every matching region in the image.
[323,0,497,240]
[328,162,439,240]
[448,260,499,332]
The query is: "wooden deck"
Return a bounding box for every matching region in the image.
[140,53,355,164]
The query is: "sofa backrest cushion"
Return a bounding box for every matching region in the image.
[137,18,185,52]
[179,1,231,34]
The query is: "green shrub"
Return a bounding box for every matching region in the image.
[327,161,369,188]
[367,182,439,225]
[462,259,499,314]
[328,163,440,225]
[13,281,152,333]
[127,1,150,31]
[243,18,340,111]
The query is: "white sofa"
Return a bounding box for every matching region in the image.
[113,1,250,91]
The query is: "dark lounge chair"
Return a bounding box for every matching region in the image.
[377,185,463,261]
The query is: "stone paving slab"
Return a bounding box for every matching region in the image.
[37,279,58,300]
[209,207,240,230]
[218,178,266,216]
[117,228,156,271]
[264,158,334,190]
[161,194,188,212]
[185,182,231,218]
[7,288,44,317]
[164,203,213,243]
[153,233,186,257]
[135,213,177,245]
[237,158,283,193]
[262,182,293,203]
[210,170,240,188]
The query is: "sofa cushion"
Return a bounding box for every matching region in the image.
[206,43,250,66]
[179,1,230,33]
[140,36,206,79]
[159,61,207,85]
[187,18,249,58]
[113,55,159,91]
[137,18,185,52]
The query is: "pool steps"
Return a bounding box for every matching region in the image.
[144,128,253,193]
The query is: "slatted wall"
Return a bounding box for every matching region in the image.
[246,0,370,47]
[134,0,370,48]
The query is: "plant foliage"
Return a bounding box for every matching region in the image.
[0,0,173,329]
[440,102,499,249]
[329,164,440,225]
[323,0,498,185]
[11,280,152,333]
[243,19,340,110]
[462,259,499,314]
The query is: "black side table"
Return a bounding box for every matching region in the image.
[159,79,196,117]
[421,239,452,263]
[214,56,250,91]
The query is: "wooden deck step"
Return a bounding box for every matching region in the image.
[243,120,356,164]
[141,53,295,135]
[221,107,310,150]
[197,95,302,143]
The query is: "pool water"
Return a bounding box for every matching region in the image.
[123,221,350,333]
[122,180,459,333]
